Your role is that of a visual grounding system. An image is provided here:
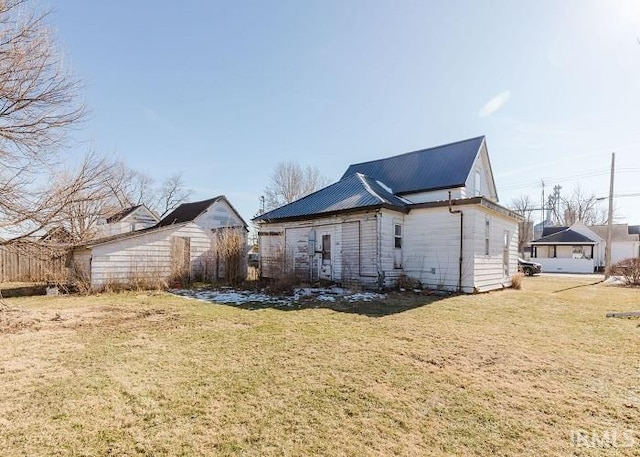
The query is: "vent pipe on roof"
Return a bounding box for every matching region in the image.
[449,191,463,292]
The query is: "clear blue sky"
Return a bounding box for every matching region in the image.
[53,0,640,224]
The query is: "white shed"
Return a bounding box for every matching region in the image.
[71,196,248,290]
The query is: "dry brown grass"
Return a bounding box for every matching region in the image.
[0,276,639,456]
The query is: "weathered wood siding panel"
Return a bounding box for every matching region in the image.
[341,221,360,283]
[258,211,381,287]
[284,227,312,280]
[0,244,68,283]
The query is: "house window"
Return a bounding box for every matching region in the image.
[475,170,481,197]
[572,245,584,259]
[322,234,331,261]
[484,218,490,255]
[503,231,510,276]
[394,224,402,269]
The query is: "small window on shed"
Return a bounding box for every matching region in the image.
[394,224,402,249]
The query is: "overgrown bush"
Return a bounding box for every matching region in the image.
[511,272,524,290]
[612,258,640,286]
[214,227,247,287]
[397,274,422,291]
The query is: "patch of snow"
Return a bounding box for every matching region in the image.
[170,287,387,306]
[317,295,336,302]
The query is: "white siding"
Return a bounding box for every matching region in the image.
[402,207,475,292]
[470,208,519,292]
[259,203,519,293]
[463,142,498,202]
[402,188,464,204]
[89,223,215,288]
[195,199,245,229]
[95,207,159,237]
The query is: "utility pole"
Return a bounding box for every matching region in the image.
[604,153,615,279]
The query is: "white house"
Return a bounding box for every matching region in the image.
[95,205,159,238]
[253,136,521,293]
[71,196,248,290]
[530,222,640,273]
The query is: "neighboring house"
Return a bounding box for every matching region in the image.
[71,196,248,290]
[253,136,521,293]
[530,222,640,273]
[95,205,159,238]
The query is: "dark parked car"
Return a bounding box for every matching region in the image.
[518,258,542,276]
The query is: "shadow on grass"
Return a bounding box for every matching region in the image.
[220,292,451,318]
[552,280,604,293]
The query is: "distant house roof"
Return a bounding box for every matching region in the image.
[156,197,223,227]
[531,228,598,244]
[340,136,485,195]
[254,173,408,222]
[78,196,247,248]
[541,226,568,237]
[106,205,144,223]
[589,224,640,242]
[40,226,72,244]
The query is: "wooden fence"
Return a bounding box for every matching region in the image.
[0,243,69,283]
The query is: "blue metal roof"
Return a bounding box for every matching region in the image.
[254,173,407,222]
[340,136,485,195]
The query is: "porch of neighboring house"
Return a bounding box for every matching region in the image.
[531,243,596,273]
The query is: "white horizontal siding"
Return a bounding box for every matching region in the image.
[470,207,519,292]
[402,207,474,292]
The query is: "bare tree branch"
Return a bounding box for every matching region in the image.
[263,161,328,211]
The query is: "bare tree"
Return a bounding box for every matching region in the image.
[51,154,194,241]
[560,185,608,226]
[155,173,194,217]
[0,0,85,237]
[510,195,535,254]
[263,161,328,211]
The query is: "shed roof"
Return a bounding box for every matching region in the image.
[340,136,484,195]
[541,226,568,237]
[156,197,223,227]
[254,173,408,222]
[531,228,598,244]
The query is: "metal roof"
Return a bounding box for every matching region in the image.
[254,173,408,222]
[531,228,597,244]
[340,136,485,195]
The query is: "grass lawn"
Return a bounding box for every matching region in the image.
[1,277,639,456]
